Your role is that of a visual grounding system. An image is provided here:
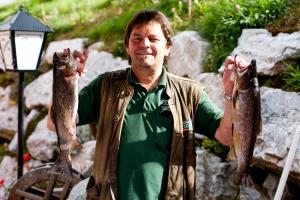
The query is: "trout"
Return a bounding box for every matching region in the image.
[51,48,81,181]
[228,58,262,187]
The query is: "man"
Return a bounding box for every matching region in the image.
[48,10,247,200]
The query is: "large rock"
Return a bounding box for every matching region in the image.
[67,178,89,200]
[0,86,18,140]
[220,29,300,76]
[24,70,52,109]
[168,31,209,79]
[254,87,300,182]
[0,156,17,199]
[197,72,224,110]
[196,148,271,199]
[26,116,58,161]
[44,38,88,64]
[72,140,95,175]
[80,50,129,91]
[8,109,41,153]
[24,51,129,109]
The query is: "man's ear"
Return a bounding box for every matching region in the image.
[165,43,171,56]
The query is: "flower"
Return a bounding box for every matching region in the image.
[23,153,31,162]
[0,179,4,188]
[235,4,241,12]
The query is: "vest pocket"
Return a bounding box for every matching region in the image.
[86,176,101,200]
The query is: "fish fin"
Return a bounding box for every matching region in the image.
[227,146,237,160]
[230,126,241,159]
[50,151,73,182]
[232,173,254,188]
[240,174,255,187]
[231,172,241,188]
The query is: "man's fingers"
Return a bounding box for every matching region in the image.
[73,50,88,63]
[83,49,89,60]
[235,56,248,69]
[224,56,235,70]
[63,49,68,56]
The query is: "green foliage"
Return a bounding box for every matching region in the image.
[194,0,289,72]
[201,138,229,159]
[262,61,300,93]
[283,63,300,92]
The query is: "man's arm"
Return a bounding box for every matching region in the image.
[214,55,248,146]
[215,100,233,146]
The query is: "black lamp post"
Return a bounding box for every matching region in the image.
[0,5,52,179]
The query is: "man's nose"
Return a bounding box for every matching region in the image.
[141,38,150,48]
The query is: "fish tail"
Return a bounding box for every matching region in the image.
[50,150,73,182]
[232,173,242,188]
[240,174,254,187]
[232,173,254,188]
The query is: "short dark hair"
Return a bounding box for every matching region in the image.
[124,10,174,65]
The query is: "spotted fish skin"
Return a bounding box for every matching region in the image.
[51,48,81,181]
[229,59,262,187]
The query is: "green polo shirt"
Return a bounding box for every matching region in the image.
[77,68,223,199]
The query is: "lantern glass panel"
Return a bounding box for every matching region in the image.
[15,31,44,71]
[0,31,14,70]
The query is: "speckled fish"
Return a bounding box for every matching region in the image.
[51,48,81,181]
[228,58,262,187]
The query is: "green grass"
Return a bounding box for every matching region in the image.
[283,63,300,92]
[263,61,300,93]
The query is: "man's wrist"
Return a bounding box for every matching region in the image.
[224,92,233,101]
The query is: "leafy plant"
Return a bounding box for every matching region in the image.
[201,138,229,159]
[194,0,289,72]
[283,63,300,92]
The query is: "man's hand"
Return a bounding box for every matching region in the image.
[63,49,89,77]
[223,55,248,97]
[215,55,249,146]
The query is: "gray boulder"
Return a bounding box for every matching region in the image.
[67,178,89,200]
[26,116,58,161]
[197,72,224,110]
[254,87,300,181]
[72,140,95,174]
[8,109,41,153]
[0,86,18,140]
[168,31,210,79]
[220,29,300,76]
[0,156,17,199]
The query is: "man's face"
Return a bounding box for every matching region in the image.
[127,20,171,71]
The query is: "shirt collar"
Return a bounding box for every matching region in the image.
[128,67,167,89]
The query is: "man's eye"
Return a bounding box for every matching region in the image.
[132,38,142,42]
[150,38,159,42]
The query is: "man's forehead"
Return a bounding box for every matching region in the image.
[132,20,162,30]
[131,21,163,34]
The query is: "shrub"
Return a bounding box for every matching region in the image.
[283,63,300,92]
[194,0,289,72]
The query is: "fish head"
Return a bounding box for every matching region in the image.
[53,48,78,77]
[235,59,257,91]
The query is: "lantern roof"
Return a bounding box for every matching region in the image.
[0,5,53,32]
